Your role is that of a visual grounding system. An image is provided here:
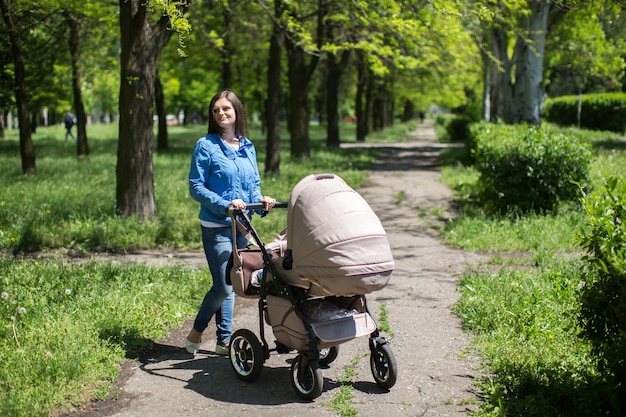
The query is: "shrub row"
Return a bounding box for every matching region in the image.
[470,122,592,213]
[543,93,626,133]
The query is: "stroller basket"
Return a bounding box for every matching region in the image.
[265,294,376,350]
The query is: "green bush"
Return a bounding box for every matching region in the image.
[543,93,626,133]
[435,113,450,128]
[577,176,626,403]
[471,122,592,213]
[446,116,472,143]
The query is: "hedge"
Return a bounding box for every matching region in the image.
[471,122,592,213]
[543,93,626,133]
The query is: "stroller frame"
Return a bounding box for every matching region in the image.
[227,202,397,400]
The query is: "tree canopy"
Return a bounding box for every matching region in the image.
[1,0,624,217]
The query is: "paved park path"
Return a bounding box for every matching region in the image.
[64,121,486,417]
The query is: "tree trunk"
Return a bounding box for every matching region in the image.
[487,2,550,126]
[365,70,375,135]
[284,3,323,160]
[1,0,35,174]
[325,49,350,148]
[326,53,341,148]
[355,51,367,142]
[372,79,392,131]
[287,51,310,159]
[30,112,37,133]
[491,26,517,124]
[66,12,89,158]
[520,0,550,125]
[117,0,175,219]
[0,110,5,139]
[155,74,168,152]
[265,0,284,176]
[285,40,318,160]
[385,78,394,128]
[481,44,493,122]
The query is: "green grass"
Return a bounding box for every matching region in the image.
[322,355,361,417]
[455,257,602,417]
[0,257,206,417]
[0,121,379,252]
[0,119,417,417]
[441,126,626,417]
[442,208,584,252]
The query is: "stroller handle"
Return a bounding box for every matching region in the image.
[244,202,288,210]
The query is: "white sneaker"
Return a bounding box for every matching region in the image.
[185,338,201,354]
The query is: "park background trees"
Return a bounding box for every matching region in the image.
[1,0,625,218]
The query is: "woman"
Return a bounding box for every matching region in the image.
[186,89,275,355]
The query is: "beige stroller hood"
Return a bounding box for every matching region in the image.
[278,173,394,296]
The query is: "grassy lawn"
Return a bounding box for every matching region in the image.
[0,121,386,252]
[0,119,417,417]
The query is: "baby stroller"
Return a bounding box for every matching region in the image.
[226,173,397,400]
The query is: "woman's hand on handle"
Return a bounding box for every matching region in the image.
[260,196,276,211]
[229,199,246,209]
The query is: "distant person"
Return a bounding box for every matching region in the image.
[185,89,276,356]
[419,111,425,123]
[64,111,76,142]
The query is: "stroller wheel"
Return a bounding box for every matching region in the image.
[290,354,324,401]
[229,329,264,382]
[318,346,339,367]
[369,340,398,389]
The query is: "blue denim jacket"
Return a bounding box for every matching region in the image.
[189,133,263,225]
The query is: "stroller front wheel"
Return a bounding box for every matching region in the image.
[370,340,398,389]
[229,329,264,382]
[290,354,324,400]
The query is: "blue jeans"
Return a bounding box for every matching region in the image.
[193,225,248,345]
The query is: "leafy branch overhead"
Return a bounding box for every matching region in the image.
[147,0,192,56]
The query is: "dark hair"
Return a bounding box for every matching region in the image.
[207,89,247,138]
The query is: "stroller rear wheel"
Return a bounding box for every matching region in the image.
[370,339,397,389]
[318,346,339,367]
[290,354,323,400]
[230,329,264,382]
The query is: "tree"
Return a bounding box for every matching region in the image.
[116,0,188,219]
[477,0,578,124]
[322,2,352,148]
[283,1,325,160]
[326,0,479,142]
[355,50,369,142]
[545,2,625,96]
[1,0,35,174]
[59,1,118,156]
[264,0,284,175]
[1,0,119,170]
[324,48,350,147]
[63,10,89,158]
